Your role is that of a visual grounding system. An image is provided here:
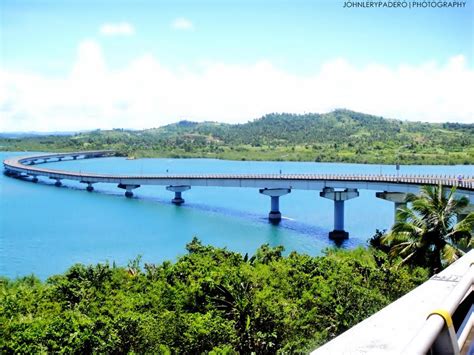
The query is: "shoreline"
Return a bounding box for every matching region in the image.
[1,148,472,166]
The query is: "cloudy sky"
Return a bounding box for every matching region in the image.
[1,0,473,131]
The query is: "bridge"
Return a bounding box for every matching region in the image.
[312,249,474,354]
[3,151,474,240]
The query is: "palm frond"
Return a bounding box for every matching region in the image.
[441,243,463,266]
[384,184,472,274]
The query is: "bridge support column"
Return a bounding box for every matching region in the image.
[376,192,408,223]
[320,187,359,240]
[166,185,191,205]
[72,156,78,160]
[118,183,140,198]
[81,181,94,192]
[54,178,62,187]
[31,175,38,183]
[259,188,291,223]
[5,170,19,177]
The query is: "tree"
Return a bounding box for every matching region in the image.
[382,184,473,273]
[0,241,429,353]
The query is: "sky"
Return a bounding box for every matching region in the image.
[0,0,473,131]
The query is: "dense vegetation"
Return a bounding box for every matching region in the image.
[0,240,428,353]
[1,109,473,164]
[379,185,474,274]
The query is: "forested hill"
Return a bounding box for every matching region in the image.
[1,109,473,164]
[161,109,472,146]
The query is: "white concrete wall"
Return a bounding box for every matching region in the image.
[312,250,474,355]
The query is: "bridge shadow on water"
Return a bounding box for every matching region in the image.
[147,198,361,249]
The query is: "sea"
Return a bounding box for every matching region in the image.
[1,151,472,279]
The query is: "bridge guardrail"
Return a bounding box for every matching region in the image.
[312,251,474,354]
[3,151,474,191]
[404,263,474,354]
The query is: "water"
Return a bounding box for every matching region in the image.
[1,151,472,280]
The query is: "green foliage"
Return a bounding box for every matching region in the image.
[381,185,473,274]
[2,109,473,164]
[0,241,428,353]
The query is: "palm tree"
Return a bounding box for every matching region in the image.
[212,281,256,352]
[382,184,473,274]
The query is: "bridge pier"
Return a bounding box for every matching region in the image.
[259,188,291,223]
[9,170,17,177]
[30,175,38,183]
[118,183,140,198]
[376,192,408,223]
[52,178,62,187]
[166,185,191,205]
[5,170,19,177]
[320,187,359,240]
[81,181,94,192]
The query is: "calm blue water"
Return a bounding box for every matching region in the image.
[1,151,472,279]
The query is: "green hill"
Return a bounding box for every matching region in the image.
[2,110,473,164]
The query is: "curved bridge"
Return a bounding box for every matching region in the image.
[4,151,474,240]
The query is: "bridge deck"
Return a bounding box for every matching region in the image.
[3,151,474,195]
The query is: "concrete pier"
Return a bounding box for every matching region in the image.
[117,183,140,198]
[4,170,18,177]
[259,188,291,223]
[54,178,62,187]
[376,191,408,223]
[82,182,94,192]
[30,175,38,183]
[320,187,359,240]
[166,185,191,205]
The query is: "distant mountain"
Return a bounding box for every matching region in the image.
[144,109,473,147]
[0,131,90,138]
[1,110,473,165]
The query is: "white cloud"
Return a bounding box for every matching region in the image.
[0,40,472,132]
[171,18,193,30]
[99,22,135,36]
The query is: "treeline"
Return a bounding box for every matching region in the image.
[1,109,473,164]
[1,240,428,353]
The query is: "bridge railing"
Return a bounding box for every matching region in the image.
[404,262,474,354]
[3,152,474,191]
[312,250,474,354]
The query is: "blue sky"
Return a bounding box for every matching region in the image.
[1,0,473,131]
